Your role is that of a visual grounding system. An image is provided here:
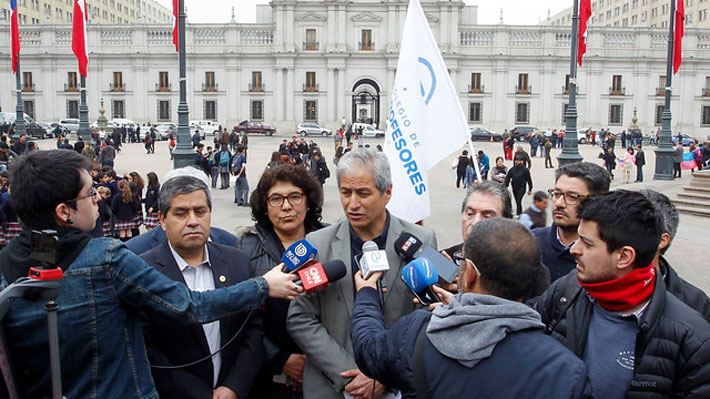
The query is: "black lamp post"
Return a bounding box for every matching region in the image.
[172,0,193,168]
[654,0,676,180]
[558,0,584,166]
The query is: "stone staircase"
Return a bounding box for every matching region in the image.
[673,170,710,217]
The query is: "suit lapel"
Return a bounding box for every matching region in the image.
[332,220,355,316]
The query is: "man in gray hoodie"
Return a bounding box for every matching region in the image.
[350,218,592,398]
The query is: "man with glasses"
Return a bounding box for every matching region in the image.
[532,162,610,282]
[349,218,591,398]
[287,148,436,399]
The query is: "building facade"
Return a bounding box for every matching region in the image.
[551,0,710,29]
[0,0,171,26]
[1,0,709,137]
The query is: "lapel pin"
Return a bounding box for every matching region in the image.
[219,275,226,283]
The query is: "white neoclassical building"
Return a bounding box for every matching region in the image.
[1,0,710,137]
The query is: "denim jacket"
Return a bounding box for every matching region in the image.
[3,238,268,399]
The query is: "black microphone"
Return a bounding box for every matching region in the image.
[294,260,347,295]
[394,232,459,283]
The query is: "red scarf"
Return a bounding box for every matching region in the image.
[578,263,656,312]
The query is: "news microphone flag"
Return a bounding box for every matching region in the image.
[674,0,684,74]
[172,0,179,52]
[281,239,317,272]
[72,0,89,77]
[401,258,441,305]
[296,260,347,295]
[578,0,592,66]
[383,0,475,224]
[10,0,19,74]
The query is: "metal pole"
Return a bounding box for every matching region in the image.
[558,0,584,166]
[654,0,676,180]
[45,300,63,399]
[78,75,91,141]
[172,0,193,168]
[13,55,26,139]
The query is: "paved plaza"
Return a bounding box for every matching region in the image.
[38,132,709,293]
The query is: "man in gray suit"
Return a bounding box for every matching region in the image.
[287,148,436,399]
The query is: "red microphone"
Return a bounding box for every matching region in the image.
[296,260,346,295]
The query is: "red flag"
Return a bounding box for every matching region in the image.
[578,0,592,66]
[673,0,684,74]
[72,0,89,77]
[172,0,179,52]
[10,0,20,74]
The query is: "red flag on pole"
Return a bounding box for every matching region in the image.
[172,0,179,52]
[578,0,592,66]
[72,0,89,77]
[10,0,20,74]
[673,0,684,74]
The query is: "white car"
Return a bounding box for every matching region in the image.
[296,122,332,137]
[351,123,385,138]
[59,118,80,133]
[190,120,220,136]
[154,123,176,140]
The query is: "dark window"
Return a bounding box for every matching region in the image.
[517,74,528,94]
[158,71,169,91]
[305,72,317,92]
[515,102,529,124]
[251,71,263,92]
[655,104,664,126]
[204,100,217,121]
[612,75,623,94]
[158,100,171,121]
[305,29,317,50]
[564,74,570,94]
[562,103,569,124]
[468,102,482,123]
[67,72,78,91]
[251,100,263,121]
[67,100,79,119]
[361,30,372,51]
[702,106,710,126]
[703,76,710,96]
[23,100,35,119]
[22,72,33,92]
[205,72,216,91]
[609,104,623,125]
[112,100,125,119]
[470,73,481,93]
[304,100,317,121]
[112,72,123,91]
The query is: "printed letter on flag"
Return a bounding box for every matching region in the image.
[10,0,20,74]
[384,0,470,223]
[673,0,684,74]
[72,0,89,77]
[578,0,592,66]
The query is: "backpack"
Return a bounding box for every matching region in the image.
[220,151,230,166]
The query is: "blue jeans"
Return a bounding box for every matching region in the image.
[235,175,249,204]
[637,166,643,182]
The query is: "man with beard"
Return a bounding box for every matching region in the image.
[532,162,609,282]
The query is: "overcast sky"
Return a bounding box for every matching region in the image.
[155,0,572,25]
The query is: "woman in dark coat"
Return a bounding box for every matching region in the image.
[111,180,140,241]
[143,172,160,231]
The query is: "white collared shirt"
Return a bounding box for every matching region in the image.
[168,243,222,387]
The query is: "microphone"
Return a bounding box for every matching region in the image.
[394,233,458,283]
[401,258,441,306]
[295,260,347,295]
[359,241,390,279]
[281,239,317,273]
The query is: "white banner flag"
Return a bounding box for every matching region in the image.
[384,0,471,223]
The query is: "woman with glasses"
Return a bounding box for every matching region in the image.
[236,164,325,399]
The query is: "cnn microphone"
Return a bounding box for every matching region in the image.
[295,260,347,295]
[401,258,441,306]
[394,233,458,283]
[281,239,317,273]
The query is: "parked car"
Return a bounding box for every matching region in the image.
[90,120,118,130]
[509,126,539,141]
[191,125,205,139]
[190,120,220,136]
[0,112,49,139]
[470,127,503,142]
[673,133,699,146]
[154,123,176,140]
[351,123,385,138]
[234,120,276,136]
[59,118,80,134]
[48,122,70,137]
[296,122,332,137]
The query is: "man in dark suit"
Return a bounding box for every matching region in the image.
[141,171,263,399]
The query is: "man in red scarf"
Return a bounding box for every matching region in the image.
[532,190,710,398]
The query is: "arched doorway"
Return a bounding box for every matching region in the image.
[351,79,381,128]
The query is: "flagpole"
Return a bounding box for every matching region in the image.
[13,55,26,139]
[172,0,193,168]
[654,0,676,180]
[558,0,583,166]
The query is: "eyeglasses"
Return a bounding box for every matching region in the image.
[65,187,98,204]
[547,189,588,205]
[464,258,483,277]
[268,192,304,207]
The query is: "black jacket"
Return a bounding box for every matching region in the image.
[532,270,710,398]
[351,288,592,399]
[143,184,160,214]
[635,149,645,167]
[110,194,140,221]
[140,242,264,399]
[504,164,533,192]
[660,256,710,323]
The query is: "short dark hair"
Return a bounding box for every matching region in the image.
[158,175,212,215]
[639,189,679,255]
[9,149,90,230]
[533,190,548,202]
[578,190,661,269]
[555,162,610,196]
[464,218,545,301]
[250,164,323,230]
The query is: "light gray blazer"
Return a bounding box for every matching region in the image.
[287,215,436,399]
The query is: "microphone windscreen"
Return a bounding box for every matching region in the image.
[282,239,317,271]
[394,233,422,259]
[402,258,439,293]
[323,260,347,282]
